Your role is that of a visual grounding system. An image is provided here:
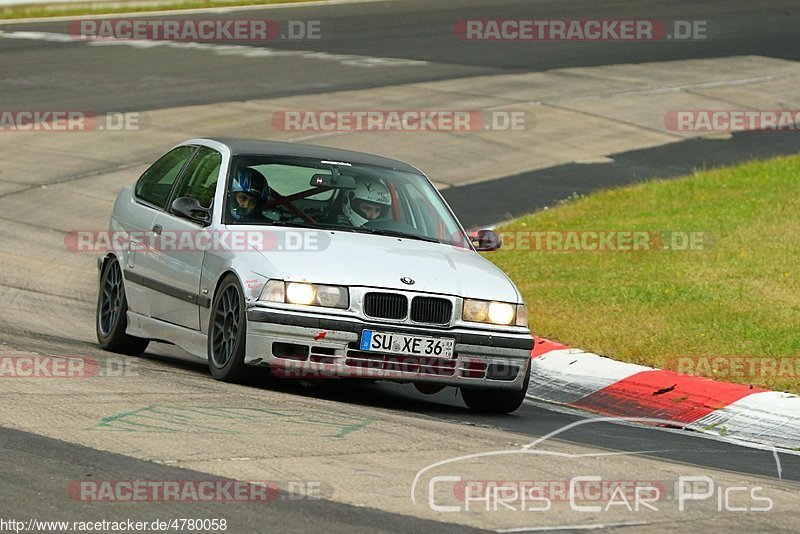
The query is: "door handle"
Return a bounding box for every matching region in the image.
[152,224,162,235]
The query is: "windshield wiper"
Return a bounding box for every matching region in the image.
[266,221,442,243]
[267,220,328,229]
[267,220,365,233]
[352,227,441,244]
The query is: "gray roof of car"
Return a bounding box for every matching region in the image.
[204,138,423,174]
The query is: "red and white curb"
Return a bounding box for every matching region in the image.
[528,338,800,451]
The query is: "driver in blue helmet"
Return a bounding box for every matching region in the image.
[229,167,270,222]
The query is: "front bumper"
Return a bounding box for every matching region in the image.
[245,307,533,390]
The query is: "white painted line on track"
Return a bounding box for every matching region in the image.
[0,29,428,67]
[549,73,799,103]
[496,521,651,532]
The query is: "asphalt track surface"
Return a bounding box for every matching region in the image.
[0,425,479,533]
[2,0,800,530]
[1,0,800,111]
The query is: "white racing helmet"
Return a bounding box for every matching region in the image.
[342,179,392,226]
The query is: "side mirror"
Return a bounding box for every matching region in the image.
[171,197,211,225]
[470,229,502,251]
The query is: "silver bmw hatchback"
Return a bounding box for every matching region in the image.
[96,138,534,413]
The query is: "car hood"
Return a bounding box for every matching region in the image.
[235,226,521,302]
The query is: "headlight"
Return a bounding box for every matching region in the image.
[286,282,315,305]
[462,298,517,325]
[260,280,285,302]
[260,280,349,309]
[462,299,489,322]
[488,302,515,325]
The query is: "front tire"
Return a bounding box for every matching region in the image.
[96,257,150,355]
[208,274,248,382]
[460,362,530,414]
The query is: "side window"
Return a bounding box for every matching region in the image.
[135,146,195,209]
[171,147,222,211]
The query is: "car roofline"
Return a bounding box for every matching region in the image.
[185,137,424,175]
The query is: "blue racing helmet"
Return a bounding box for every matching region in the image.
[229,167,269,221]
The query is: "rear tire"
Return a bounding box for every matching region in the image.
[208,274,249,383]
[96,257,150,356]
[460,362,530,414]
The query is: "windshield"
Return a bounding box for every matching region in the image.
[224,155,470,248]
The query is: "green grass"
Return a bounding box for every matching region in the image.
[1,0,318,20]
[487,155,800,393]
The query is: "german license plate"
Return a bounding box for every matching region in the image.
[360,330,455,358]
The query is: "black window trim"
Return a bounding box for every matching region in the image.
[220,157,236,225]
[166,145,223,226]
[133,144,200,212]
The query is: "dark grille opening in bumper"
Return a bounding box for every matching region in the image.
[411,296,452,325]
[363,292,408,320]
[272,342,309,361]
[486,363,520,381]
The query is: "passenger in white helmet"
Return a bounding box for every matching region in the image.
[341,179,392,226]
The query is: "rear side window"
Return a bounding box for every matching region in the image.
[135,146,195,209]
